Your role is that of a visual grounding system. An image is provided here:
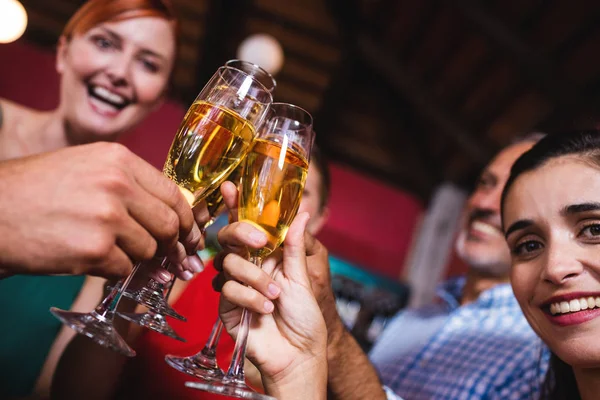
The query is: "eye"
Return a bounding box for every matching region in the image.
[141,59,159,73]
[580,224,600,239]
[512,240,543,256]
[92,35,113,50]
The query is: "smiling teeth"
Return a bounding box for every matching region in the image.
[471,221,501,236]
[550,297,600,315]
[92,86,126,105]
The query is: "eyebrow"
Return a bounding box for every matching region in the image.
[562,202,600,215]
[99,28,167,61]
[505,219,534,239]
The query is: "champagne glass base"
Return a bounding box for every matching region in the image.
[185,380,276,400]
[165,354,224,381]
[49,307,135,357]
[118,311,186,342]
[132,286,187,321]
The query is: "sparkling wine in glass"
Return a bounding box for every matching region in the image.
[49,65,273,357]
[186,103,314,399]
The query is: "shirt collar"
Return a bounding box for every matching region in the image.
[435,276,517,310]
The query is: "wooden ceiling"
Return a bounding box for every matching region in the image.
[20,0,600,200]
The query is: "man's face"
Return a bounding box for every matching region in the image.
[454,142,534,276]
[298,164,329,236]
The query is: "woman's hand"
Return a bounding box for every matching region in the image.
[215,213,328,399]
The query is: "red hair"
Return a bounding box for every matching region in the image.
[62,0,178,39]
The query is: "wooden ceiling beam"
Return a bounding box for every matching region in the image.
[356,35,493,164]
[248,6,339,47]
[192,0,252,103]
[448,0,579,104]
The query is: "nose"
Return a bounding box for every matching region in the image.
[468,186,501,214]
[105,55,131,87]
[541,240,584,285]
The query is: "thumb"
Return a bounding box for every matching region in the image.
[221,180,239,223]
[282,212,310,285]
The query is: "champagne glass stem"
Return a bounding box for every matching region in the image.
[94,262,141,320]
[224,255,262,383]
[203,318,224,356]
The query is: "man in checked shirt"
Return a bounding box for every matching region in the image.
[316,134,550,400]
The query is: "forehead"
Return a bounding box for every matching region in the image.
[504,157,600,222]
[484,141,535,179]
[92,17,175,54]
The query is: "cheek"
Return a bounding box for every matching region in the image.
[133,73,168,105]
[510,263,537,306]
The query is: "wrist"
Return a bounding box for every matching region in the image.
[262,355,327,400]
[326,312,348,362]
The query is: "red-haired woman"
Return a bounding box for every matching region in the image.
[0,1,191,397]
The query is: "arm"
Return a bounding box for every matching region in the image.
[50,283,142,400]
[304,238,387,400]
[33,276,105,397]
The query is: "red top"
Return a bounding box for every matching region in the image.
[118,261,236,399]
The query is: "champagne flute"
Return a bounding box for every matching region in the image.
[49,65,273,357]
[186,103,314,399]
[118,60,277,312]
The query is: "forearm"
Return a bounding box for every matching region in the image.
[327,324,386,400]
[51,286,139,399]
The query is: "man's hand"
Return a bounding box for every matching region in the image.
[0,142,204,279]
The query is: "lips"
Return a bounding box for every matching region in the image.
[540,293,600,327]
[87,84,131,112]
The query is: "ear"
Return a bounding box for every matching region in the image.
[56,36,68,74]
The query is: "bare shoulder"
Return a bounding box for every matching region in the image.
[0,98,40,131]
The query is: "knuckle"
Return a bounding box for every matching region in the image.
[163,211,180,239]
[103,142,131,163]
[94,199,124,224]
[141,238,158,260]
[81,236,114,264]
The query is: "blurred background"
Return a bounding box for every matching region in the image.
[1,0,600,348]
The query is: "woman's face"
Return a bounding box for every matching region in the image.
[56,16,176,143]
[504,156,600,368]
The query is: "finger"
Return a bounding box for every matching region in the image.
[126,155,196,251]
[217,221,267,254]
[221,280,275,314]
[213,251,227,272]
[192,201,211,233]
[116,215,158,262]
[221,181,239,223]
[166,242,187,265]
[121,185,181,256]
[149,267,173,284]
[172,262,194,281]
[282,212,311,286]
[212,271,226,292]
[182,253,205,274]
[89,246,132,280]
[222,253,280,300]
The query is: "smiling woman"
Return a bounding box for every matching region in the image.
[501,131,600,400]
[0,1,180,398]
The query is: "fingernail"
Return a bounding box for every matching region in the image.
[268,283,280,297]
[181,270,194,281]
[264,300,274,313]
[159,270,171,282]
[186,254,204,273]
[249,229,266,244]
